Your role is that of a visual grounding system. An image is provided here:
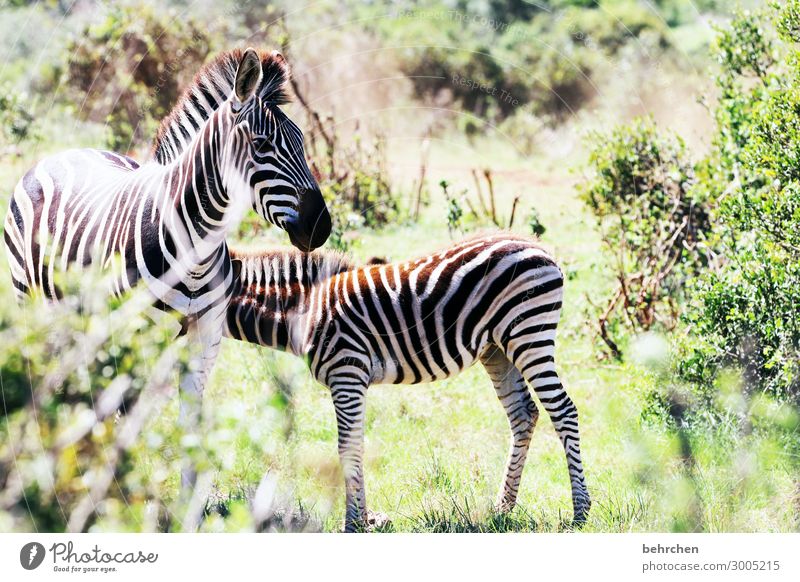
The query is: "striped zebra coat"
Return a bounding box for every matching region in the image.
[3,48,331,495]
[227,233,590,531]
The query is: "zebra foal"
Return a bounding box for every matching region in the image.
[227,233,590,531]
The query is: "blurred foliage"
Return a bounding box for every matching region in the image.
[0,85,39,157]
[0,268,189,531]
[377,0,671,133]
[0,267,317,532]
[56,1,216,152]
[580,118,713,357]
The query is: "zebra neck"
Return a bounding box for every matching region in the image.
[228,253,304,354]
[228,250,352,355]
[166,105,244,255]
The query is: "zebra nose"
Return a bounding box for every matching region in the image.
[286,188,331,252]
[306,198,331,249]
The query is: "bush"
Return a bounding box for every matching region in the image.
[580,117,713,357]
[61,1,215,152]
[0,267,313,532]
[499,19,596,119]
[556,2,669,54]
[377,1,669,130]
[0,84,39,157]
[382,11,520,121]
[675,2,800,406]
[625,3,800,435]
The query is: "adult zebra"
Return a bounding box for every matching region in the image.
[226,233,590,531]
[3,48,331,488]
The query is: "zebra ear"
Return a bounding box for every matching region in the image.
[233,48,263,104]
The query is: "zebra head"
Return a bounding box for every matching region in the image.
[229,48,331,252]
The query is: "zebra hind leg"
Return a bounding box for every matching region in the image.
[480,344,538,514]
[508,340,590,526]
[330,380,369,532]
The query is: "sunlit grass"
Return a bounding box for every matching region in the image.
[197,141,798,532]
[0,135,796,532]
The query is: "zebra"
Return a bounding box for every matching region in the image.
[226,233,590,531]
[3,48,331,491]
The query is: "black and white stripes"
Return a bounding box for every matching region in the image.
[151,48,331,251]
[226,233,590,531]
[3,47,331,494]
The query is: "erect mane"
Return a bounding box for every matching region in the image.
[229,246,354,286]
[305,249,355,278]
[151,48,291,165]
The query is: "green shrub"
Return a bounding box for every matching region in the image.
[61,1,215,152]
[674,2,800,406]
[0,85,39,156]
[378,0,669,130]
[622,2,800,437]
[580,117,713,357]
[0,267,310,532]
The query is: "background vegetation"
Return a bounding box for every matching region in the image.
[1,0,797,533]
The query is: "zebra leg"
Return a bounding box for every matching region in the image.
[330,381,369,532]
[178,322,222,490]
[507,339,590,525]
[480,345,538,513]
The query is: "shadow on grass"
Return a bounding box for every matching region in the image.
[403,495,571,533]
[200,480,651,533]
[588,491,650,532]
[394,490,651,533]
[203,485,321,532]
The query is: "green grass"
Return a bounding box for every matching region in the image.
[1,135,797,533]
[201,138,797,533]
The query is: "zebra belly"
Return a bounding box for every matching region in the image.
[366,335,485,385]
[7,149,231,319]
[8,151,132,295]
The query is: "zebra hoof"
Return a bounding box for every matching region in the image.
[572,499,591,528]
[366,510,391,531]
[493,499,517,514]
[342,511,390,533]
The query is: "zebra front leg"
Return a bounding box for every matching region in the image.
[178,322,222,490]
[481,345,538,513]
[330,382,369,532]
[509,341,590,526]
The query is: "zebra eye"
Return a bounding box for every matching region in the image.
[252,136,273,152]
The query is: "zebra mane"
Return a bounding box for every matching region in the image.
[229,246,355,288]
[295,249,355,283]
[151,48,291,164]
